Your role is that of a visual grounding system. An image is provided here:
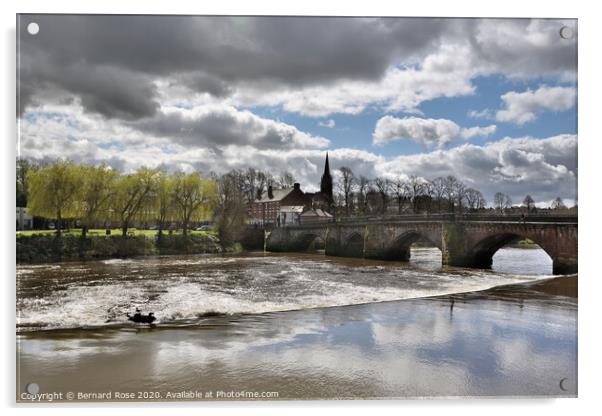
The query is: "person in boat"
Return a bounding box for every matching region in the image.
[127,308,156,324]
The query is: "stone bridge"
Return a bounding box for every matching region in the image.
[265,215,578,274]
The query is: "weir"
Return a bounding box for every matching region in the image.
[264,215,578,275]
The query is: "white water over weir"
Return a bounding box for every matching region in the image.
[17,248,554,332]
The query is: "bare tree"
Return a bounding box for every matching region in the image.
[356,176,371,215]
[277,171,295,188]
[392,177,408,214]
[493,192,512,212]
[373,177,391,214]
[406,175,426,213]
[551,197,567,210]
[505,194,513,209]
[442,176,462,212]
[216,170,247,244]
[337,166,356,216]
[244,169,271,202]
[429,177,447,212]
[523,194,535,212]
[464,188,486,211]
[493,192,505,211]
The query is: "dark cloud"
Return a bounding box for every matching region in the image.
[19,15,449,83]
[19,15,577,119]
[129,106,329,149]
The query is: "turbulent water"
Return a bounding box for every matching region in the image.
[16,247,554,332]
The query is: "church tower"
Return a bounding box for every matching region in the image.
[320,152,333,205]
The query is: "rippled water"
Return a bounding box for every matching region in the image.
[17,247,555,332]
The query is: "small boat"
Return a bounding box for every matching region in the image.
[127,309,156,324]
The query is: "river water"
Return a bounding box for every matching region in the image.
[16,247,577,400]
[17,247,552,332]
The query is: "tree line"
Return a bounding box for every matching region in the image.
[17,159,298,243]
[333,167,486,216]
[23,159,217,237]
[17,159,574,240]
[332,166,572,217]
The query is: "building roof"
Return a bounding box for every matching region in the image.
[300,208,333,217]
[280,205,305,213]
[254,187,294,203]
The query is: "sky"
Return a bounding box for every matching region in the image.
[17,15,577,206]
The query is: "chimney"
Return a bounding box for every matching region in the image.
[293,183,301,191]
[268,185,273,199]
[256,188,262,200]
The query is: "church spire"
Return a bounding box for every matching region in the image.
[320,152,333,206]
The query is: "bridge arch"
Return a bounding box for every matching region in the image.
[294,232,326,252]
[466,232,554,270]
[384,231,442,261]
[343,232,364,257]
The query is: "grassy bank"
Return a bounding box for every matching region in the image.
[16,232,224,264]
[16,228,217,237]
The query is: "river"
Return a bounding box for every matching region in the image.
[16,247,577,400]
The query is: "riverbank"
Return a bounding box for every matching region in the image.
[17,274,577,401]
[16,233,227,263]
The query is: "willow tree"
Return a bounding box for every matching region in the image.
[27,160,82,236]
[112,168,158,236]
[171,172,217,236]
[155,171,175,235]
[77,164,118,238]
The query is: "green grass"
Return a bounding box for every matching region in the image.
[16,228,217,237]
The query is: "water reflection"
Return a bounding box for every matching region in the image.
[493,246,553,275]
[18,287,577,399]
[16,248,575,399]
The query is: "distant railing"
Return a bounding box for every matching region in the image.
[335,212,577,224]
[248,212,577,229]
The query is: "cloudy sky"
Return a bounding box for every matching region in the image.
[17,15,577,206]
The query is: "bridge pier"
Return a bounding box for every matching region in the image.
[266,226,329,253]
[441,222,578,275]
[552,258,578,275]
[265,217,577,275]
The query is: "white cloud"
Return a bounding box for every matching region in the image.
[373,116,497,148]
[377,134,577,205]
[373,116,461,148]
[18,103,577,204]
[226,44,477,117]
[467,109,494,120]
[318,119,336,128]
[460,124,497,139]
[495,85,576,125]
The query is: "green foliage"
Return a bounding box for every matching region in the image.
[23,160,219,240]
[110,167,159,235]
[27,160,82,234]
[16,158,35,207]
[171,172,218,235]
[77,164,118,236]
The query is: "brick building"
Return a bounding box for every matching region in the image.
[251,183,310,225]
[250,153,334,226]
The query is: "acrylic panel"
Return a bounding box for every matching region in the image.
[16,15,578,402]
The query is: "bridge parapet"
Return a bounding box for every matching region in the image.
[263,216,577,274]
